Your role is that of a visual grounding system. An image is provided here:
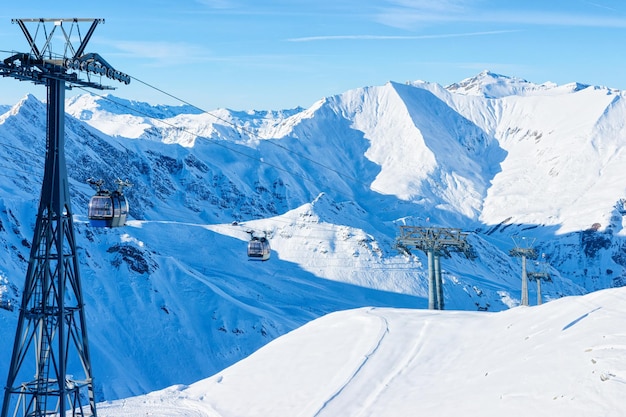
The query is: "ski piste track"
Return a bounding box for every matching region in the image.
[95,289,626,416]
[310,308,439,417]
[97,308,466,417]
[312,308,390,417]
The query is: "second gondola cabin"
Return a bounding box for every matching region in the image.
[247,236,271,261]
[87,178,131,228]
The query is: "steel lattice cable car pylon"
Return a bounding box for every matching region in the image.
[0,18,130,417]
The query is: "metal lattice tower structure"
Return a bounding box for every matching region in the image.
[397,226,475,310]
[528,255,552,305]
[509,236,538,307]
[0,18,129,417]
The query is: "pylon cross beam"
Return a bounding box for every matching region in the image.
[397,226,473,258]
[396,226,476,310]
[527,271,552,282]
[0,18,129,89]
[12,18,103,61]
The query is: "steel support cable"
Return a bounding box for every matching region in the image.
[0,152,43,173]
[0,47,355,192]
[0,163,42,179]
[127,75,384,195]
[68,77,481,262]
[0,142,42,160]
[75,86,358,201]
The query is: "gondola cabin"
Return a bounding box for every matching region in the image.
[87,178,131,228]
[247,236,271,261]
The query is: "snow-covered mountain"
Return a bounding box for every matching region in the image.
[98,286,626,417]
[0,71,625,403]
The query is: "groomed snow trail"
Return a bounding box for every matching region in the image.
[312,308,390,416]
[311,307,436,417]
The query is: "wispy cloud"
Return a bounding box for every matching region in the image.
[376,0,479,28]
[288,29,519,43]
[195,0,238,9]
[376,0,626,29]
[583,1,619,12]
[484,10,626,27]
[383,0,474,14]
[110,41,214,65]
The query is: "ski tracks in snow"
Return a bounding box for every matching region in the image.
[351,311,430,417]
[311,307,390,417]
[313,307,429,417]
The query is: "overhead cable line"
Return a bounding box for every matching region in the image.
[127,74,384,195]
[3,56,386,200]
[0,153,43,172]
[123,75,488,240]
[0,137,45,159]
[76,86,357,201]
[71,72,482,251]
[0,163,41,178]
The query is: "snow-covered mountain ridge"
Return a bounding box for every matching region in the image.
[0,71,625,402]
[99,286,626,417]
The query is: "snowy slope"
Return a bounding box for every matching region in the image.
[0,71,625,404]
[412,70,626,233]
[98,287,626,417]
[445,70,561,98]
[76,218,424,400]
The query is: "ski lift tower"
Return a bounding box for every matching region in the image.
[527,254,552,305]
[0,18,130,417]
[397,226,474,310]
[509,236,538,307]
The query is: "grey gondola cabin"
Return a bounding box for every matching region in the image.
[248,236,271,261]
[87,178,132,227]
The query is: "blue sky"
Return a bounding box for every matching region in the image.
[0,0,625,110]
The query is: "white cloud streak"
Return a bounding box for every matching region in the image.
[194,0,238,9]
[377,5,626,29]
[110,41,213,65]
[288,29,520,43]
